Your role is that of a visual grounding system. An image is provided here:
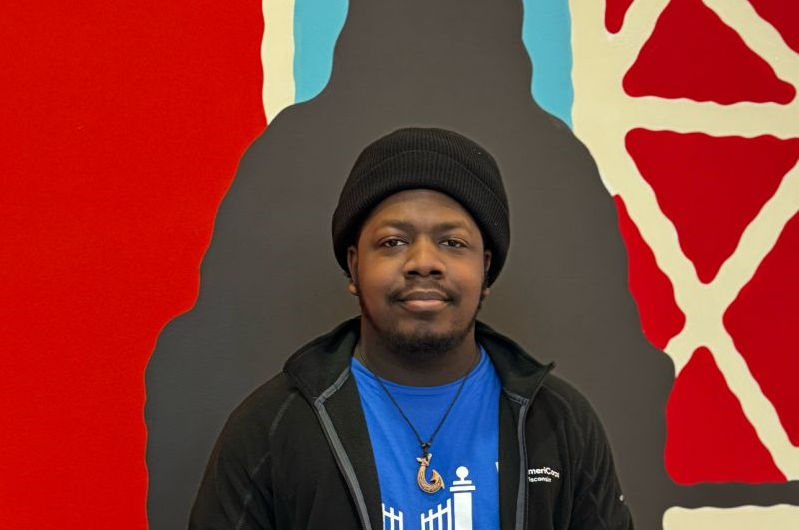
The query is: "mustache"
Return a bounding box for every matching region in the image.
[387,283,459,304]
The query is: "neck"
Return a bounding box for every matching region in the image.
[356,321,480,386]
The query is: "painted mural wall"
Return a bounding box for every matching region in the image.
[264,2,799,526]
[2,0,796,528]
[567,1,799,526]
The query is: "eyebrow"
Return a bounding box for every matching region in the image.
[375,219,471,232]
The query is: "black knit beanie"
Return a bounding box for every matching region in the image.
[332,127,510,285]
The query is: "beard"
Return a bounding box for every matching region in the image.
[357,289,482,359]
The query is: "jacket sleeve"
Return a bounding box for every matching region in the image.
[188,414,276,530]
[188,381,296,530]
[189,427,275,529]
[568,396,634,530]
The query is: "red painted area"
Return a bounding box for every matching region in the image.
[747,0,799,54]
[605,0,637,34]
[626,129,799,283]
[665,347,786,483]
[0,1,265,528]
[614,196,685,349]
[724,213,799,447]
[623,0,795,104]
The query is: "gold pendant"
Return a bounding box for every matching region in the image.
[416,453,445,493]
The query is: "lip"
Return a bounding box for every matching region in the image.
[398,291,450,312]
[400,290,448,302]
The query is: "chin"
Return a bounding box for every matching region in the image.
[382,320,474,357]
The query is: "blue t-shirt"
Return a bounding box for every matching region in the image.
[351,347,501,530]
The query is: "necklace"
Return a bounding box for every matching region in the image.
[356,344,478,494]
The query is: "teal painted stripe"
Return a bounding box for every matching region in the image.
[521,0,574,128]
[293,0,348,103]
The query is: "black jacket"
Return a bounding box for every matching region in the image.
[190,319,633,529]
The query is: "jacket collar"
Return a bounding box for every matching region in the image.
[283,318,359,400]
[283,317,552,401]
[475,320,553,399]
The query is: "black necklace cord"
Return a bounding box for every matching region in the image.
[356,344,479,458]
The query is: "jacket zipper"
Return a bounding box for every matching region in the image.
[509,363,553,530]
[516,399,531,530]
[308,367,373,530]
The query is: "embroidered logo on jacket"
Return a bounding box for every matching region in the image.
[527,466,561,483]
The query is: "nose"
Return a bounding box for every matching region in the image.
[403,237,445,279]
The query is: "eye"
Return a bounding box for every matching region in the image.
[380,238,407,248]
[442,239,466,248]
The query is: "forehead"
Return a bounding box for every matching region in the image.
[361,189,480,232]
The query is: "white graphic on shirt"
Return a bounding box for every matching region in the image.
[382,466,477,530]
[420,497,451,530]
[382,503,404,530]
[448,466,476,530]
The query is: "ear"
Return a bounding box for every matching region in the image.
[346,245,359,296]
[482,250,492,298]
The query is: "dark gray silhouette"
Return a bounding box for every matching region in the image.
[145,0,799,528]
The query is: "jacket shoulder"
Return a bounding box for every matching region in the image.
[211,373,304,473]
[539,375,595,415]
[225,373,300,438]
[540,374,607,434]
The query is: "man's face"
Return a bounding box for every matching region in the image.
[347,189,491,356]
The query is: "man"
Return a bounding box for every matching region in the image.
[190,128,633,529]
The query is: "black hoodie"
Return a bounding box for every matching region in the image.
[190,318,633,529]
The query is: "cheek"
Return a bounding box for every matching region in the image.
[454,263,487,291]
[357,256,397,286]
[355,268,391,302]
